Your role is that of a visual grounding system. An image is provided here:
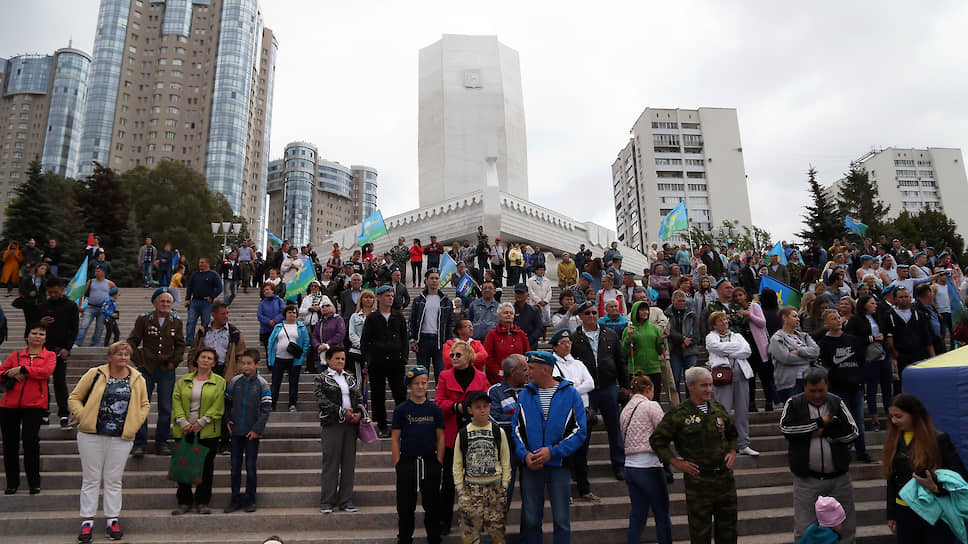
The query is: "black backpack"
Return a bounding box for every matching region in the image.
[457,421,502,459]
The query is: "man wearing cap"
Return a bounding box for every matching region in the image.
[891,264,937,296]
[570,300,629,481]
[489,354,529,505]
[912,251,932,279]
[651,366,739,544]
[361,285,410,437]
[409,269,454,381]
[606,255,625,284]
[780,367,859,543]
[513,350,587,544]
[489,238,506,287]
[469,281,500,341]
[549,329,598,502]
[390,237,412,285]
[512,283,543,348]
[128,288,186,456]
[526,262,553,327]
[568,273,593,306]
[556,252,577,287]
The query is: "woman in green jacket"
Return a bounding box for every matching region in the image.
[622,301,665,400]
[170,347,225,516]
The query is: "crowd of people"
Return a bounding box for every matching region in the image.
[2,228,968,543]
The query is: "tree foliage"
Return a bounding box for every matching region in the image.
[835,168,890,239]
[798,166,841,246]
[2,160,60,245]
[885,209,965,262]
[74,162,139,286]
[688,220,775,255]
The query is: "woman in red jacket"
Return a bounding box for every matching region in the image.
[0,323,57,494]
[483,302,530,384]
[409,239,424,288]
[442,319,488,372]
[434,340,490,536]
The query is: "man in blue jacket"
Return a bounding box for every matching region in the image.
[512,351,587,544]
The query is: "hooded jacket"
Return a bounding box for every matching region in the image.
[512,379,587,467]
[621,301,664,376]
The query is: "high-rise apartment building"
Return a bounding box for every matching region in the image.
[612,107,752,250]
[825,147,968,240]
[0,47,91,226]
[266,141,378,248]
[78,0,276,244]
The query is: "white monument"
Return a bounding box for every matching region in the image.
[323,35,648,277]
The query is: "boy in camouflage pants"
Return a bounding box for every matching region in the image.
[454,391,511,544]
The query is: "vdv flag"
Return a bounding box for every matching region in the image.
[845,216,869,235]
[759,274,802,309]
[67,256,90,302]
[357,210,388,246]
[438,253,459,285]
[455,274,476,298]
[283,258,315,301]
[949,279,964,324]
[767,241,788,266]
[266,228,283,250]
[658,201,689,240]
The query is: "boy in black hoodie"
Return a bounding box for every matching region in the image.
[817,309,872,463]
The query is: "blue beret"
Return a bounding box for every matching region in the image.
[612,253,623,261]
[526,351,556,367]
[914,252,925,259]
[375,285,393,295]
[575,300,596,314]
[581,272,594,282]
[549,329,571,346]
[861,255,873,261]
[896,264,909,269]
[881,284,897,296]
[151,287,172,302]
[108,287,119,295]
[405,365,428,386]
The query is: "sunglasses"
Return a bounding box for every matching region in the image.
[450,353,462,358]
[583,310,598,316]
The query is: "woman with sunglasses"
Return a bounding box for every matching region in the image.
[442,319,488,372]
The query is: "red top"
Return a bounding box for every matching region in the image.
[442,339,489,372]
[410,245,424,262]
[0,348,57,409]
[434,367,490,448]
[482,324,530,385]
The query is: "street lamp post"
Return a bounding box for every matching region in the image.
[212,221,242,258]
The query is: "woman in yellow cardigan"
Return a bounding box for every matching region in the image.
[68,341,150,542]
[170,347,225,516]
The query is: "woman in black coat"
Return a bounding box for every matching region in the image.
[845,295,892,431]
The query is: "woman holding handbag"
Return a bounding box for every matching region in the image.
[170,347,226,515]
[846,295,893,432]
[314,346,364,514]
[266,304,310,412]
[706,311,760,457]
[68,341,150,542]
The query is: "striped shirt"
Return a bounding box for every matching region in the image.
[538,385,558,419]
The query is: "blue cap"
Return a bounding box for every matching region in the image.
[513,283,529,293]
[151,287,172,302]
[575,300,596,314]
[549,329,571,346]
[404,365,428,386]
[526,351,556,367]
[108,287,119,296]
[375,285,393,295]
[581,272,594,282]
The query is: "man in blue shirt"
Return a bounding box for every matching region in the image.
[184,257,223,345]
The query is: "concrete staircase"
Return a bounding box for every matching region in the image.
[0,286,893,543]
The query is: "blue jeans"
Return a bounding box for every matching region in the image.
[519,465,570,544]
[224,280,237,306]
[75,305,105,347]
[668,352,697,399]
[140,261,154,285]
[230,435,260,505]
[775,379,804,406]
[865,357,893,418]
[416,333,443,381]
[625,466,673,544]
[588,385,625,469]
[186,299,212,345]
[135,366,176,448]
[159,268,172,287]
[837,387,866,455]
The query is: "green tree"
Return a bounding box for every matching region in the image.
[798,166,840,246]
[687,220,774,255]
[835,168,890,239]
[2,160,58,244]
[74,162,139,286]
[885,209,965,263]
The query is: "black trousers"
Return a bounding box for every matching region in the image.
[175,435,218,506]
[0,407,44,490]
[52,355,70,418]
[369,361,405,428]
[439,447,455,529]
[396,455,442,544]
[491,264,504,287]
[270,358,301,409]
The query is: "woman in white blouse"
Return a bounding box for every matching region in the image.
[706,311,759,457]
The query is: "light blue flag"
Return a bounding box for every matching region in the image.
[658,201,689,240]
[67,256,90,303]
[266,228,283,250]
[357,210,388,246]
[283,258,315,301]
[844,216,869,235]
[949,280,963,324]
[767,241,788,266]
[438,253,458,285]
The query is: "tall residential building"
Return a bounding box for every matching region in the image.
[825,147,968,239]
[418,34,528,207]
[0,47,91,226]
[78,0,277,244]
[266,141,378,248]
[612,107,752,250]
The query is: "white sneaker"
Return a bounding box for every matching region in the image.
[739,446,760,457]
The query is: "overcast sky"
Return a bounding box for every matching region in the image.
[5,1,968,243]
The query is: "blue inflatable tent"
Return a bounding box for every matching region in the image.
[902,345,968,464]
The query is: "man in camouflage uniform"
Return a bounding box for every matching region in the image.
[127,287,186,457]
[703,279,747,333]
[390,236,411,285]
[651,366,739,544]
